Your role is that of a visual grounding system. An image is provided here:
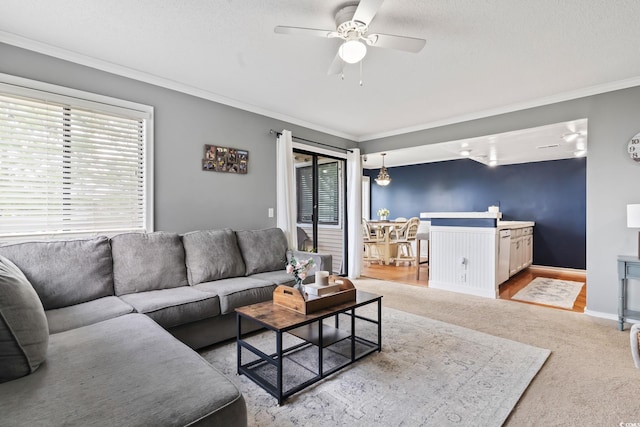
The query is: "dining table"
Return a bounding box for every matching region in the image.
[366,220,403,265]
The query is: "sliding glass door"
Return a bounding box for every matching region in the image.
[293,149,347,275]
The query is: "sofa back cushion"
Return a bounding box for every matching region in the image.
[0,255,49,384]
[182,229,246,285]
[235,228,288,275]
[111,232,188,295]
[0,237,114,310]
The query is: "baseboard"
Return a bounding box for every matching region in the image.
[529,265,586,275]
[428,280,498,299]
[583,308,640,324]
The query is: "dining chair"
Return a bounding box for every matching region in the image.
[389,218,408,241]
[394,217,420,265]
[362,220,383,264]
[415,221,430,280]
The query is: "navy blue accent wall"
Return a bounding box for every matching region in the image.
[364,158,586,269]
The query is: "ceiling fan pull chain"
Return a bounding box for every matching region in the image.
[359,60,364,86]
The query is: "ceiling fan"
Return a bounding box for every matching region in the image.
[274,0,426,76]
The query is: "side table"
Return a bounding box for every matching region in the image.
[617,255,640,330]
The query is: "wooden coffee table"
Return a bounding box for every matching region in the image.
[235,290,382,405]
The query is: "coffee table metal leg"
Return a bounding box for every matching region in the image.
[351,308,356,360]
[236,314,242,375]
[378,299,382,351]
[318,320,323,376]
[277,331,283,405]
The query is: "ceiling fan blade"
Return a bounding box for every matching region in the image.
[327,53,345,76]
[274,26,334,38]
[368,33,426,53]
[353,0,385,26]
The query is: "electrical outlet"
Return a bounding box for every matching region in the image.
[268,208,274,218]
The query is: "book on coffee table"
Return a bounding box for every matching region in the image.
[303,282,342,296]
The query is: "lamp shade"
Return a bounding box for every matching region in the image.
[627,204,640,228]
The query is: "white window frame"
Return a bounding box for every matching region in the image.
[0,73,154,240]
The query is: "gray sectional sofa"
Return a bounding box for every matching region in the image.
[0,227,331,426]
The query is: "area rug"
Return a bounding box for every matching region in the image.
[512,277,584,309]
[200,307,550,426]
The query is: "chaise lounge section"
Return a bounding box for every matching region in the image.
[0,227,331,426]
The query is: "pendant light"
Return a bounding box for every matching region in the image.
[375,153,391,186]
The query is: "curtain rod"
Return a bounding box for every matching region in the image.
[269,129,353,153]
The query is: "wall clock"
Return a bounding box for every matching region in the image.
[628,132,640,162]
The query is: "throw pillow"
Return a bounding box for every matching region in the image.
[236,228,289,275]
[0,255,49,383]
[111,232,188,295]
[182,229,246,285]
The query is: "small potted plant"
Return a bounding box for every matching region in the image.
[377,208,390,220]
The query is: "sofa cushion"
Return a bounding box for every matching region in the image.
[250,270,296,286]
[0,314,247,426]
[46,296,134,334]
[235,228,288,275]
[0,237,114,310]
[183,229,246,285]
[0,255,49,384]
[111,232,188,295]
[195,277,276,315]
[119,287,220,328]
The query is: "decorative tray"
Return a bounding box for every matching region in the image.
[273,276,356,315]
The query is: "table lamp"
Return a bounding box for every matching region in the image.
[627,204,640,258]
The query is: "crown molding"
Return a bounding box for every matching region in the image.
[358,76,640,142]
[0,31,357,142]
[4,31,640,145]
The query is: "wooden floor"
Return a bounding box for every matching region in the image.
[361,262,587,313]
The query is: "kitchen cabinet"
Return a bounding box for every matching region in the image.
[508,226,533,277]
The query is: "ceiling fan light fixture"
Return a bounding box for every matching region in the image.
[375,153,392,186]
[339,40,367,64]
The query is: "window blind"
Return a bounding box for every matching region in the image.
[296,162,339,225]
[0,91,149,238]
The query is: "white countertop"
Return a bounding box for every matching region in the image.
[497,220,535,229]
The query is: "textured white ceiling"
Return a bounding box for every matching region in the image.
[1,0,639,144]
[363,119,588,169]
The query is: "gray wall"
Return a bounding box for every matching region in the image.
[360,86,640,318]
[0,43,355,233]
[2,41,640,319]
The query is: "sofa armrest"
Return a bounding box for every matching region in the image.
[631,323,640,369]
[288,250,333,276]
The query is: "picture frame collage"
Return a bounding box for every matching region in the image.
[202,145,248,174]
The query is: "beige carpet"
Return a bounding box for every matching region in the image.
[201,306,549,426]
[350,278,639,426]
[512,277,584,309]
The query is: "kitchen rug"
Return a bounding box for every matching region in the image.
[512,277,584,309]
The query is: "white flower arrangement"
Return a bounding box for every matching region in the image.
[286,256,315,289]
[377,208,390,217]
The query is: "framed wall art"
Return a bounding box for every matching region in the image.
[202,144,248,174]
